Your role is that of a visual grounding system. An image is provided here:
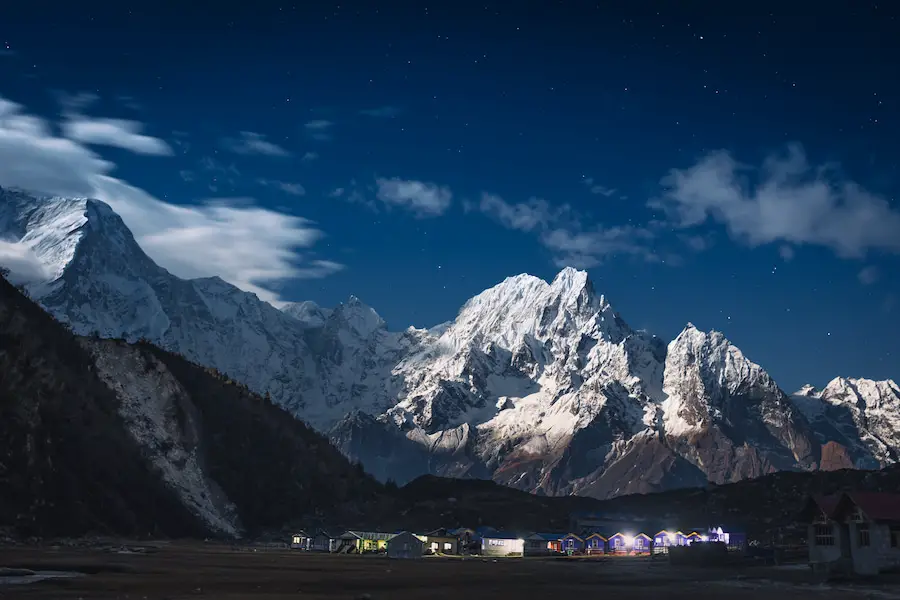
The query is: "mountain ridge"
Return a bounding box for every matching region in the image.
[1,187,897,500]
[0,268,377,538]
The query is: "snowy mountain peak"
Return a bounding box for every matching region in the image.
[819,377,900,410]
[794,383,819,397]
[791,377,900,469]
[0,189,136,291]
[280,300,333,327]
[330,295,386,338]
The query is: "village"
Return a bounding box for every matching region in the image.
[4,490,900,599]
[282,491,900,578]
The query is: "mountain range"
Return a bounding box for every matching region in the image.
[2,186,898,501]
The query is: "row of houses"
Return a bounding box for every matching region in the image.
[290,525,743,559]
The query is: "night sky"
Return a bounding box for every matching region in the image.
[0,1,898,391]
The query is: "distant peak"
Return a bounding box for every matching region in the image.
[551,266,589,287]
[333,295,386,337]
[684,322,697,330]
[794,384,820,397]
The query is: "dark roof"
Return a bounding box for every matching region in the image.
[846,492,900,522]
[814,494,842,518]
[425,528,456,537]
[527,533,565,541]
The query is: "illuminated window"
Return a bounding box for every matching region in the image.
[444,542,452,551]
[814,524,834,546]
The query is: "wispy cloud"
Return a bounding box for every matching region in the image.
[304,119,334,141]
[301,151,319,162]
[257,179,306,196]
[582,177,617,197]
[222,131,289,157]
[375,177,452,217]
[479,193,563,232]
[0,95,340,303]
[55,91,99,113]
[477,192,653,267]
[62,116,173,156]
[116,94,142,111]
[359,106,401,118]
[540,226,655,268]
[656,144,900,258]
[304,119,333,130]
[858,265,880,285]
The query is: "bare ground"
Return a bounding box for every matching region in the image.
[1,543,899,600]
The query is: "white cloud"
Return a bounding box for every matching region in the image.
[583,177,617,197]
[360,106,401,118]
[657,144,900,258]
[0,95,340,304]
[304,120,333,141]
[55,91,99,113]
[480,193,557,232]
[257,179,306,196]
[540,226,654,268]
[301,151,319,162]
[476,192,652,267]
[375,177,452,217]
[0,240,49,285]
[222,131,289,156]
[62,116,173,156]
[304,119,333,130]
[858,265,880,285]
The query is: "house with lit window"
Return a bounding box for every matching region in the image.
[524,533,564,556]
[584,533,607,555]
[804,492,900,576]
[653,530,686,551]
[561,533,585,554]
[481,531,525,557]
[290,531,311,550]
[423,528,460,555]
[335,530,396,554]
[631,533,652,553]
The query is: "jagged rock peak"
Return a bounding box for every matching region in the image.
[331,294,386,337]
[666,323,773,393]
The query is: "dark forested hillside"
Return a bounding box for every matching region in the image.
[0,275,379,538]
[0,276,203,538]
[142,344,381,533]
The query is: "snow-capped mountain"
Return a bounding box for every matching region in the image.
[0,187,425,428]
[792,378,900,470]
[2,188,897,499]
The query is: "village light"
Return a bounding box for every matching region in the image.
[666,533,675,542]
[623,535,634,545]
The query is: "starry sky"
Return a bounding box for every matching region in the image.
[0,1,898,391]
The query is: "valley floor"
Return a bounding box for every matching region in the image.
[2,543,899,599]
